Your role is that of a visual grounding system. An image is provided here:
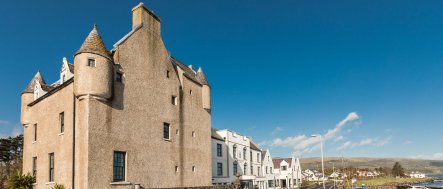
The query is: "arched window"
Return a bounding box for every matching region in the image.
[233,161,238,175]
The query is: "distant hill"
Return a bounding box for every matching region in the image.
[300,157,443,174]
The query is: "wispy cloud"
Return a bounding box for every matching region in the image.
[272,127,283,135]
[412,152,443,160]
[337,137,391,151]
[0,120,10,125]
[271,112,360,155]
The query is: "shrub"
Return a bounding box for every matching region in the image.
[53,183,66,189]
[8,170,35,189]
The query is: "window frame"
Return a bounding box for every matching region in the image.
[33,124,37,142]
[163,123,170,140]
[217,162,223,176]
[59,112,64,133]
[116,72,123,83]
[113,151,126,182]
[216,143,222,157]
[49,153,54,182]
[32,156,37,178]
[171,95,177,105]
[87,58,96,67]
[233,162,238,175]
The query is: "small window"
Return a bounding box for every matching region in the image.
[192,166,196,172]
[192,131,196,137]
[87,59,96,67]
[163,123,170,140]
[257,153,260,163]
[166,70,170,78]
[281,166,287,171]
[176,129,179,135]
[233,162,238,175]
[216,143,222,157]
[171,96,177,105]
[62,74,66,83]
[116,72,123,83]
[175,166,179,173]
[190,90,193,95]
[233,145,237,159]
[34,124,37,142]
[217,163,223,176]
[32,157,37,178]
[59,112,64,133]
[113,151,126,182]
[49,153,54,182]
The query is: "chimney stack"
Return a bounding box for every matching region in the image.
[132,2,161,33]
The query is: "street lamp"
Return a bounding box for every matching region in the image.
[311,134,325,189]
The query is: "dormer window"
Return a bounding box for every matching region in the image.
[88,59,96,67]
[34,85,39,100]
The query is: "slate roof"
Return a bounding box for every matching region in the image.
[273,158,293,168]
[250,141,261,151]
[23,72,46,93]
[171,57,209,86]
[196,67,209,86]
[75,25,112,60]
[211,128,224,141]
[68,63,74,74]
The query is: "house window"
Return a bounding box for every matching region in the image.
[250,165,253,175]
[270,167,273,173]
[257,153,260,163]
[268,180,274,187]
[87,59,96,67]
[192,166,196,172]
[166,70,170,78]
[116,72,123,83]
[233,162,238,175]
[113,151,126,182]
[216,143,222,157]
[243,148,247,160]
[33,124,37,142]
[217,163,223,176]
[282,166,287,171]
[171,96,177,105]
[32,157,37,178]
[233,145,237,159]
[258,166,261,176]
[163,123,170,140]
[244,163,247,175]
[49,153,54,182]
[59,112,64,133]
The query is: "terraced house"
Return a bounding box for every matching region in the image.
[20,3,211,189]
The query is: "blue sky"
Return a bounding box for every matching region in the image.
[1,0,443,159]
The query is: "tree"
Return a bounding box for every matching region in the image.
[0,135,24,188]
[392,162,405,177]
[8,170,35,189]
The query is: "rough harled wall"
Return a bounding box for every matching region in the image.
[22,83,75,189]
[85,4,211,188]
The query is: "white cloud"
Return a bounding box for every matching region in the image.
[334,136,344,143]
[412,152,443,160]
[271,112,360,155]
[272,127,283,135]
[0,125,23,138]
[0,120,10,125]
[337,137,391,151]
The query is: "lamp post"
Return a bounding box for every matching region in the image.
[311,134,325,189]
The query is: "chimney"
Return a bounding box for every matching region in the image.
[132,2,161,33]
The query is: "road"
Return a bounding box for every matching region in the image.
[308,181,337,189]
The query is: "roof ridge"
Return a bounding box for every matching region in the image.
[75,25,112,60]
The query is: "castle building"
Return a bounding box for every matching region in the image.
[20,3,211,189]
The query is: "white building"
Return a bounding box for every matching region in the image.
[261,150,276,189]
[272,158,302,189]
[211,129,266,189]
[409,172,426,178]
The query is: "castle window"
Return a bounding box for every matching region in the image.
[167,70,170,78]
[175,166,179,173]
[176,129,179,135]
[192,131,196,137]
[33,124,37,142]
[116,72,123,83]
[216,143,222,157]
[163,123,170,140]
[217,163,223,176]
[87,58,96,67]
[190,90,193,95]
[59,112,64,133]
[32,157,37,178]
[171,96,177,105]
[192,166,196,172]
[49,153,54,182]
[113,151,126,182]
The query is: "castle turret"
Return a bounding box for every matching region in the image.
[196,67,211,110]
[21,71,45,125]
[74,25,113,100]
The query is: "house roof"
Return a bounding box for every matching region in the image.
[250,141,261,151]
[272,158,293,168]
[23,71,45,93]
[171,57,210,86]
[75,24,112,61]
[211,128,224,141]
[196,67,209,86]
[68,63,74,74]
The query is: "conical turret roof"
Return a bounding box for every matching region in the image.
[75,25,112,60]
[196,67,209,86]
[23,71,46,93]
